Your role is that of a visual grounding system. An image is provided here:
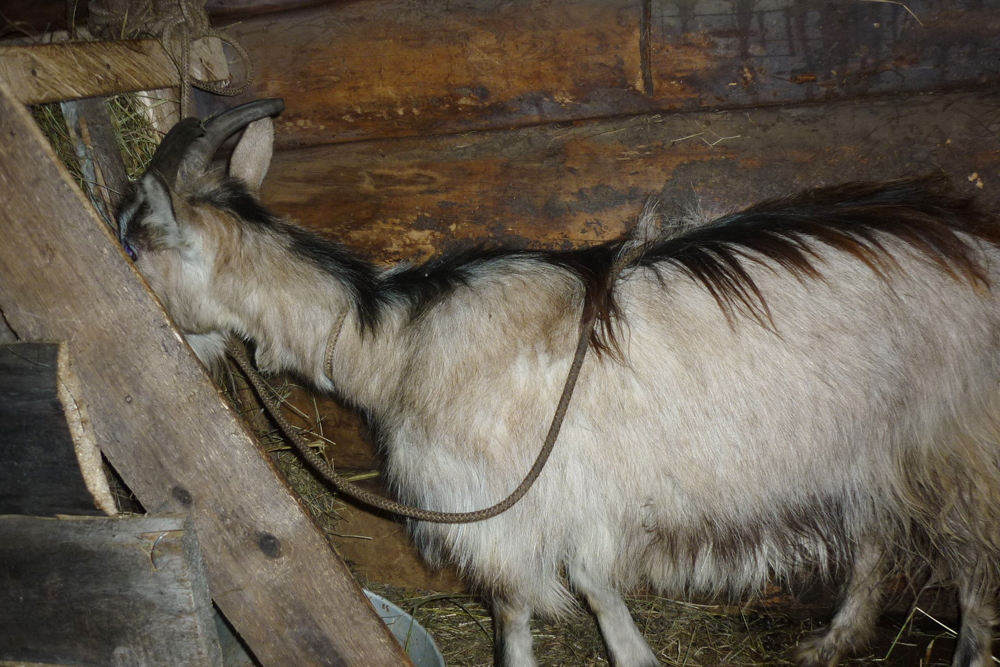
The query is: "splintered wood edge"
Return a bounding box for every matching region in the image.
[56,342,117,516]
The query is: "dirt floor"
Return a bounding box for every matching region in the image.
[365,579,978,666]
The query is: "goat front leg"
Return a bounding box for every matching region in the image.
[795,541,889,667]
[493,597,538,667]
[953,570,997,667]
[571,567,660,666]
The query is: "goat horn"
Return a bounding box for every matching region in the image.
[147,99,285,190]
[179,98,285,180]
[147,117,206,190]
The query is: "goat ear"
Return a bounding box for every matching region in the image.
[137,171,183,247]
[229,117,274,192]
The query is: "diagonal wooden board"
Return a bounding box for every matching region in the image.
[0,82,412,666]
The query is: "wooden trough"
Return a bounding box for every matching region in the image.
[2,1,1000,665]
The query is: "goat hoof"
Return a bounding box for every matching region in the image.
[793,635,842,667]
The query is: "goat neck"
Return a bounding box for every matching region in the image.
[202,210,407,409]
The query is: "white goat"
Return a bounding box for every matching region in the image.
[118,100,1000,667]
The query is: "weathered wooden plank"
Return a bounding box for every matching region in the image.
[0,515,221,667]
[73,97,129,203]
[0,36,228,104]
[645,0,1000,108]
[0,343,105,516]
[221,0,1000,149]
[0,317,16,343]
[0,82,412,666]
[219,0,641,149]
[259,92,1000,264]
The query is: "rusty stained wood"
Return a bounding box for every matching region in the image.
[222,0,1000,150]
[0,35,229,104]
[0,82,412,667]
[258,92,1000,264]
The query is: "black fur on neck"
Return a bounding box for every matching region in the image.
[198,174,999,353]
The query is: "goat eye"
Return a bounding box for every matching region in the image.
[123,242,138,261]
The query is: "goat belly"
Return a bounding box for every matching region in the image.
[383,244,1000,618]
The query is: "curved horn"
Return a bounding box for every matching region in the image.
[147,117,206,190]
[178,98,285,181]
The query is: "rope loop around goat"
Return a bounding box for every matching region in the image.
[226,241,650,523]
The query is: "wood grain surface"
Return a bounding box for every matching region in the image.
[0,36,228,104]
[259,92,1000,264]
[219,0,1000,149]
[0,515,221,667]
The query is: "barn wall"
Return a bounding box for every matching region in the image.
[212,0,1000,266]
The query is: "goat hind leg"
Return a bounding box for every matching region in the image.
[493,597,538,667]
[952,572,996,667]
[571,568,660,666]
[795,542,889,667]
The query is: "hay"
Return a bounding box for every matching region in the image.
[363,580,963,666]
[31,102,87,189]
[105,94,160,180]
[31,93,159,207]
[219,363,357,538]
[363,581,810,666]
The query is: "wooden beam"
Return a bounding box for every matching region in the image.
[221,0,1000,150]
[0,515,222,667]
[258,92,1000,263]
[0,82,411,666]
[0,35,228,104]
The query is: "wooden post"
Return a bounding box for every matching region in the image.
[0,82,412,667]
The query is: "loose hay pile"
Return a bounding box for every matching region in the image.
[363,583,809,666]
[30,97,966,667]
[363,581,962,666]
[32,94,161,200]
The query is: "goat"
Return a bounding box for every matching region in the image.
[117,99,1000,667]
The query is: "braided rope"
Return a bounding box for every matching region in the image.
[88,0,254,116]
[227,241,650,523]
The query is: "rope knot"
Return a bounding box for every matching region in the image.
[87,0,254,116]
